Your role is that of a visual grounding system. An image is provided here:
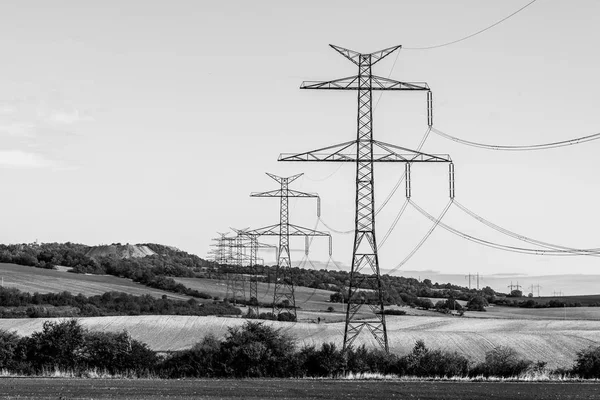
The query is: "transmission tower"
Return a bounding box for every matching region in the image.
[465,272,481,290]
[278,44,452,352]
[249,173,332,318]
[507,281,522,292]
[529,284,542,297]
[232,227,278,317]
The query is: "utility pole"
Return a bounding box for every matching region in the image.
[249,173,332,319]
[278,44,452,353]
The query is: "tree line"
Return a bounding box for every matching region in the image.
[0,287,241,318]
[1,319,599,379]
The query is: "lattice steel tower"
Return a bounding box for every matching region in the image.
[249,173,331,318]
[279,45,452,352]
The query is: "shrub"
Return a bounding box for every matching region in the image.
[159,334,222,378]
[218,321,297,378]
[346,344,398,375]
[572,345,600,378]
[471,346,532,377]
[0,330,20,369]
[297,342,345,377]
[82,330,157,374]
[25,319,86,371]
[398,340,469,377]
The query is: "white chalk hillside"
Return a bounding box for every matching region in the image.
[85,244,156,260]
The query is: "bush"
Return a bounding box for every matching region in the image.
[159,334,222,378]
[297,342,345,377]
[471,346,532,377]
[82,330,157,374]
[0,330,20,370]
[346,345,398,375]
[218,321,297,378]
[398,340,469,377]
[25,319,86,371]
[572,345,600,378]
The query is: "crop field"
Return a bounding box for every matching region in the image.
[0,262,191,301]
[468,305,600,320]
[3,314,600,369]
[172,276,362,322]
[0,379,599,400]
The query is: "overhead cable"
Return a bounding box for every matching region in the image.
[410,201,597,257]
[432,127,600,151]
[454,200,600,254]
[388,199,453,274]
[379,199,410,248]
[404,0,539,50]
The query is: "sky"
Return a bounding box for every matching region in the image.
[1,0,600,295]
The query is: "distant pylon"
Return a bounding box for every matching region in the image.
[278,44,452,352]
[232,227,278,317]
[249,173,332,319]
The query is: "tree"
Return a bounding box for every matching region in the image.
[510,290,523,297]
[25,319,86,371]
[466,296,488,312]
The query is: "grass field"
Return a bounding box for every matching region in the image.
[2,313,599,369]
[0,262,191,301]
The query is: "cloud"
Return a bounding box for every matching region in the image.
[0,122,36,137]
[0,105,16,115]
[47,109,93,125]
[0,150,58,169]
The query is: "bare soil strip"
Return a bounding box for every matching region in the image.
[0,378,598,400]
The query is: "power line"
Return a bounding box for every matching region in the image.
[454,200,600,255]
[410,200,595,256]
[379,199,410,248]
[432,127,600,151]
[404,0,539,50]
[388,199,453,274]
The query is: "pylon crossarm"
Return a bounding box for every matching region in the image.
[301,76,359,90]
[287,223,330,237]
[301,76,429,91]
[329,44,402,66]
[266,172,303,184]
[251,189,319,198]
[370,76,429,90]
[373,140,452,162]
[279,140,357,162]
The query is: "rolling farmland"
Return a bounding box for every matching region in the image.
[2,314,599,369]
[0,262,191,301]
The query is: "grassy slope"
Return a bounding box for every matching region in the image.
[2,313,600,369]
[0,262,191,301]
[172,276,370,322]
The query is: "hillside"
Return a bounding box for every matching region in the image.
[85,244,156,260]
[0,262,191,301]
[3,314,599,370]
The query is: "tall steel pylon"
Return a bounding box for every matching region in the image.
[279,44,452,352]
[249,173,332,318]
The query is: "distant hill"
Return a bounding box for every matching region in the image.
[85,244,156,260]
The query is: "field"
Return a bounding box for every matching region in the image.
[173,276,365,322]
[469,305,600,320]
[0,262,191,301]
[2,313,600,369]
[0,379,598,400]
